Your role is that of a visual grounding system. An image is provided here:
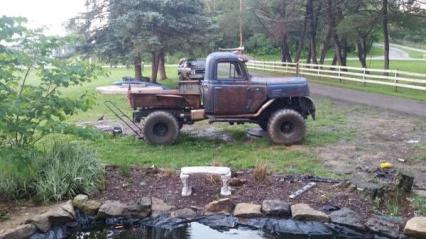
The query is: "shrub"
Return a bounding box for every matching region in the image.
[0,148,38,199]
[253,162,271,182]
[0,16,104,148]
[245,33,279,56]
[33,142,104,201]
[0,142,104,201]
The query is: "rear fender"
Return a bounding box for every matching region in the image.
[299,96,316,120]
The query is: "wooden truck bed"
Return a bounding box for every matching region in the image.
[128,81,201,110]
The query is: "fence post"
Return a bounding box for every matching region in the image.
[362,68,366,87]
[338,65,342,83]
[273,61,276,72]
[394,69,399,92]
[285,62,288,73]
[263,61,266,71]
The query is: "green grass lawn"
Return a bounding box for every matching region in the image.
[32,66,354,178]
[346,60,426,74]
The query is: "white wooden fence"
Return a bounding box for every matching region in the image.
[246,60,426,91]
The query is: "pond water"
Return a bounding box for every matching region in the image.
[70,222,272,239]
[70,222,276,239]
[34,214,376,239]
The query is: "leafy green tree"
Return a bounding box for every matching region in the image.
[0,16,104,147]
[74,0,215,82]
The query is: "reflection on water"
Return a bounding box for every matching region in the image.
[71,222,274,239]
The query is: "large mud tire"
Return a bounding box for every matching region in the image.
[142,111,179,145]
[267,109,306,145]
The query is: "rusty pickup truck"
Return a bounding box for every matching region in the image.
[128,52,316,145]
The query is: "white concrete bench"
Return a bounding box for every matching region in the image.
[180,166,232,197]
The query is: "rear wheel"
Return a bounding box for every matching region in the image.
[267,109,306,145]
[142,111,179,145]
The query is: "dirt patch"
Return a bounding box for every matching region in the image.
[314,99,426,189]
[94,166,388,221]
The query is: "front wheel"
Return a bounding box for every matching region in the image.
[267,109,306,145]
[142,111,179,145]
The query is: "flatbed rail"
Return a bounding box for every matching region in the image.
[104,100,143,138]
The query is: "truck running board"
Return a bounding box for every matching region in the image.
[208,117,253,124]
[104,101,143,138]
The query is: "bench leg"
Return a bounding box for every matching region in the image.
[220,175,231,196]
[180,174,192,196]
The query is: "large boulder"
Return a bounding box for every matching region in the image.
[97,200,127,218]
[72,194,89,208]
[81,200,102,216]
[26,214,50,233]
[205,198,235,214]
[72,194,101,216]
[329,208,365,231]
[261,200,291,217]
[124,197,152,218]
[365,215,401,238]
[404,217,426,238]
[0,224,36,239]
[170,208,197,219]
[291,204,329,223]
[26,201,75,233]
[151,197,173,217]
[233,203,262,218]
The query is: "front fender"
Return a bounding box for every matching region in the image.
[299,96,316,120]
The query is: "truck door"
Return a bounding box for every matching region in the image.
[211,61,249,115]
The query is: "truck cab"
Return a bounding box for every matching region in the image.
[130,52,316,145]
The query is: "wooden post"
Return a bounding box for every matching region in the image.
[362,68,366,87]
[394,69,399,92]
[273,61,276,72]
[338,65,342,83]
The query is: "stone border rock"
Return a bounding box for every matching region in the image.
[1,195,425,239]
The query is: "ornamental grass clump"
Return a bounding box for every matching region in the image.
[33,142,104,201]
[0,142,104,201]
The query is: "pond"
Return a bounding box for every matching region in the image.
[32,214,377,239]
[71,222,270,239]
[64,215,376,239]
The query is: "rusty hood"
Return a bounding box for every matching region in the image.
[251,76,310,98]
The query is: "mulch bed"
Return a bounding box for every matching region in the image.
[92,166,401,221]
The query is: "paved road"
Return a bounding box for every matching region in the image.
[309,82,426,117]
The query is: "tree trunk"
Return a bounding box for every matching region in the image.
[151,52,160,83]
[341,38,347,66]
[134,55,142,81]
[158,51,168,80]
[280,35,292,63]
[295,1,309,63]
[326,0,343,66]
[320,28,332,64]
[356,38,368,68]
[307,0,319,64]
[383,0,390,70]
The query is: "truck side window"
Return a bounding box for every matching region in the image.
[217,62,244,81]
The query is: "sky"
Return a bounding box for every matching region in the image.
[0,0,87,36]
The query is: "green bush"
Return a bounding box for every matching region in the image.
[245,33,279,56]
[34,142,104,201]
[0,148,38,199]
[0,142,104,201]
